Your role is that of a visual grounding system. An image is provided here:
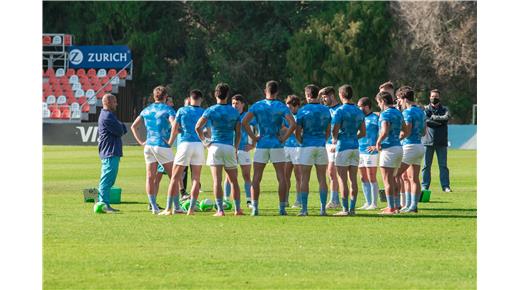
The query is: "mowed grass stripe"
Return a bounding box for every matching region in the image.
[44,146,476,289]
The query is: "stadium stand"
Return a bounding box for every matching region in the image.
[43,33,133,123]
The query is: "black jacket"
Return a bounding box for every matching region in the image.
[422,104,450,146]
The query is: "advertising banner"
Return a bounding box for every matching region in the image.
[67,45,132,69]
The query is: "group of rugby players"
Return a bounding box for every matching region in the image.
[130,80,426,217]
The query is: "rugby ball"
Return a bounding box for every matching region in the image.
[199,198,215,212]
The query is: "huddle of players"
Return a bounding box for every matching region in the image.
[131,80,425,217]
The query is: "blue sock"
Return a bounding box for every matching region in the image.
[386,194,393,209]
[166,195,173,210]
[216,198,224,212]
[410,193,418,210]
[295,192,302,204]
[300,192,309,213]
[252,200,259,214]
[234,199,241,212]
[244,182,251,201]
[224,181,231,200]
[148,194,158,211]
[405,192,411,208]
[362,182,371,205]
[330,191,339,204]
[349,195,357,212]
[189,196,197,210]
[370,182,379,206]
[279,202,286,214]
[319,189,327,213]
[173,194,180,210]
[341,197,349,212]
[394,195,401,208]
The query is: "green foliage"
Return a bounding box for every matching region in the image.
[43,1,474,122]
[286,2,393,99]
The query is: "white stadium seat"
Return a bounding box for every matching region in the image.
[55,68,65,77]
[97,69,107,78]
[43,108,51,118]
[56,95,67,105]
[71,109,81,119]
[87,96,97,105]
[70,102,80,111]
[72,83,82,91]
[74,89,85,98]
[69,75,79,84]
[42,102,48,110]
[46,95,56,105]
[52,35,62,45]
[110,76,120,86]
[85,89,95,99]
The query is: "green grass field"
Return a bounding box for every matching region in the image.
[43,146,476,289]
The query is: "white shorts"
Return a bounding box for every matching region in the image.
[335,149,360,167]
[379,146,403,168]
[254,148,286,164]
[359,153,379,168]
[237,150,252,166]
[174,142,205,166]
[206,143,237,169]
[297,146,328,166]
[144,145,174,164]
[284,147,299,164]
[402,144,425,165]
[326,144,335,163]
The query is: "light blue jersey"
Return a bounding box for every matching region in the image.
[202,104,240,146]
[296,103,331,147]
[402,105,425,145]
[326,103,342,145]
[379,107,403,149]
[359,112,379,155]
[238,111,257,151]
[140,103,176,148]
[283,113,299,148]
[248,99,291,149]
[331,103,365,152]
[175,105,205,144]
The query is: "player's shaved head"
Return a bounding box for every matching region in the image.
[265,80,279,96]
[102,94,117,111]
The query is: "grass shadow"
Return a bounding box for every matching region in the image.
[420,208,476,212]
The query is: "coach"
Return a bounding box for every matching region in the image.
[421,89,451,192]
[97,94,127,212]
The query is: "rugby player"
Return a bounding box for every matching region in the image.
[195,83,243,216]
[242,81,296,216]
[320,86,341,209]
[282,95,302,208]
[130,86,177,214]
[330,85,365,216]
[223,94,256,209]
[295,84,331,216]
[159,89,206,215]
[369,91,404,215]
[395,86,426,213]
[357,97,380,210]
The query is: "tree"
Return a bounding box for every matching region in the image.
[389,1,477,123]
[286,2,394,99]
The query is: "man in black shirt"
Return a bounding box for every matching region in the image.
[421,89,451,192]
